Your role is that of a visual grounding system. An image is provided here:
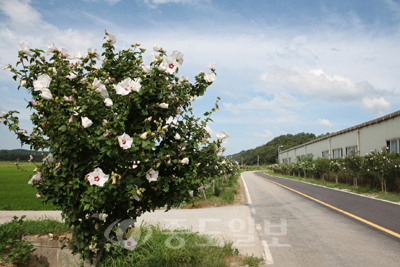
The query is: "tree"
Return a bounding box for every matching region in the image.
[1,32,230,266]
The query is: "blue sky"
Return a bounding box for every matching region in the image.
[1,0,400,156]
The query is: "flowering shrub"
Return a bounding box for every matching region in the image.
[1,32,229,265]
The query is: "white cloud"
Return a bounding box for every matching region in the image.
[0,0,43,32]
[222,93,302,115]
[205,124,214,135]
[7,98,17,103]
[382,0,400,19]
[142,0,208,8]
[252,130,273,139]
[277,46,319,66]
[362,97,391,115]
[312,119,333,127]
[144,0,205,4]
[81,12,114,26]
[83,0,121,5]
[259,66,382,102]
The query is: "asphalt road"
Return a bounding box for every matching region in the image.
[242,171,400,267]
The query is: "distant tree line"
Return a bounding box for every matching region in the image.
[0,149,48,162]
[228,132,317,165]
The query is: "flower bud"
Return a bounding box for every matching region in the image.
[140,132,148,139]
[20,80,26,87]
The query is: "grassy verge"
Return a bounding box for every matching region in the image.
[264,170,400,203]
[0,161,56,211]
[183,173,243,209]
[0,216,263,267]
[239,166,270,172]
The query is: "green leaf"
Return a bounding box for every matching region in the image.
[59,125,67,132]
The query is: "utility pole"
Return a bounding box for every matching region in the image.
[257,155,259,166]
[278,145,283,164]
[241,157,243,168]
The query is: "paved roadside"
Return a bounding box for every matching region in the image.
[255,171,400,237]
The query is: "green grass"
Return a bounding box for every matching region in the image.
[265,170,400,203]
[184,173,242,208]
[1,217,263,267]
[101,223,241,267]
[0,216,70,237]
[377,193,400,202]
[240,165,270,172]
[0,161,56,210]
[241,254,264,266]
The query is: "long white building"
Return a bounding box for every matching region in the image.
[278,110,400,164]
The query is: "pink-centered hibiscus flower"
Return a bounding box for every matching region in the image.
[19,42,34,57]
[118,133,133,149]
[33,74,52,92]
[105,33,117,44]
[61,48,74,60]
[87,167,109,187]
[146,169,159,182]
[46,42,57,55]
[132,161,140,169]
[114,78,135,95]
[170,50,184,64]
[124,236,138,251]
[207,62,217,70]
[204,73,216,82]
[161,57,179,74]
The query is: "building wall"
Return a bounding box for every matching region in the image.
[359,117,400,154]
[278,112,400,163]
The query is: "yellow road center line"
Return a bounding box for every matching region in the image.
[254,172,400,239]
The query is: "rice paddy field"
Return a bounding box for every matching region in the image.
[0,161,56,210]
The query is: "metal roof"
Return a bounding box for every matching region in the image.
[281,109,400,153]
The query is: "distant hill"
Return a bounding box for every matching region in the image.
[228,132,316,165]
[0,149,49,162]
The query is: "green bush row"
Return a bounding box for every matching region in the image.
[268,148,400,192]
